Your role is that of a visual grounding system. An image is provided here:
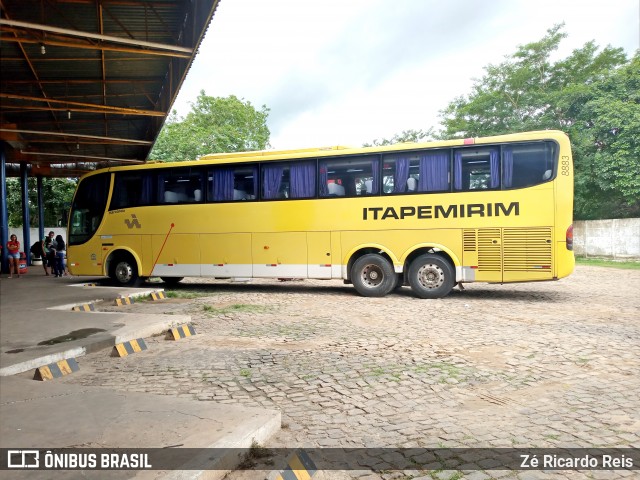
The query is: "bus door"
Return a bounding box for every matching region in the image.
[307,232,332,279]
[463,228,502,283]
[463,227,554,283]
[150,233,201,278]
[201,233,252,278]
[252,232,307,278]
[502,227,554,282]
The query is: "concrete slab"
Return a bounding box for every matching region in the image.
[0,272,282,479]
[0,376,281,479]
[0,275,184,376]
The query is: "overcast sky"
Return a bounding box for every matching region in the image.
[172,0,639,150]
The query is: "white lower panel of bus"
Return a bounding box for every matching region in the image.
[252,264,308,278]
[151,263,337,280]
[201,264,253,277]
[151,264,202,277]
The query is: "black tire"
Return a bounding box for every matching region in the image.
[351,253,397,297]
[161,276,184,286]
[109,254,140,287]
[407,254,455,299]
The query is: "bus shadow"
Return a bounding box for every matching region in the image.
[147,279,353,297]
[148,279,561,303]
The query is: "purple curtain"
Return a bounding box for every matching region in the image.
[419,152,449,192]
[319,162,329,197]
[502,147,513,188]
[157,173,167,201]
[490,149,500,188]
[212,168,234,201]
[252,165,259,198]
[142,176,153,204]
[290,162,316,198]
[263,165,283,199]
[454,151,463,190]
[393,158,410,193]
[370,158,380,194]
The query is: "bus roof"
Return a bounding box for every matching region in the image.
[90,129,567,177]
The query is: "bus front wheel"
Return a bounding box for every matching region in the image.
[110,254,140,287]
[408,254,455,299]
[351,254,397,297]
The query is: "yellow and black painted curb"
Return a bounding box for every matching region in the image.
[166,324,196,340]
[150,291,166,301]
[33,358,80,381]
[83,283,98,287]
[111,338,147,357]
[274,450,317,480]
[114,296,135,307]
[72,303,95,312]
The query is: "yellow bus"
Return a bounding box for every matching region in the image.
[67,130,574,298]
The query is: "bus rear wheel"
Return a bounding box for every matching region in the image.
[110,254,140,287]
[408,254,455,299]
[351,253,397,297]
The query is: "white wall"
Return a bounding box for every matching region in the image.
[574,218,640,260]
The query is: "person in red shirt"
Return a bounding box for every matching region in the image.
[6,234,21,278]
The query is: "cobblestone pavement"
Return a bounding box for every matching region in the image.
[63,265,640,479]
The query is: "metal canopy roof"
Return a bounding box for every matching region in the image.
[0,0,220,177]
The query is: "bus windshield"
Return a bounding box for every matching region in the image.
[68,172,110,246]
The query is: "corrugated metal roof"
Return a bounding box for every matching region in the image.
[0,0,220,177]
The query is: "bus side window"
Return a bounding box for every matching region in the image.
[454,148,499,191]
[262,160,315,200]
[158,168,204,203]
[383,151,449,194]
[111,173,154,209]
[320,156,379,197]
[503,142,556,189]
[209,165,258,202]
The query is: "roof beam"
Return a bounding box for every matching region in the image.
[0,128,153,145]
[20,150,145,164]
[0,35,191,58]
[0,19,193,54]
[0,93,166,117]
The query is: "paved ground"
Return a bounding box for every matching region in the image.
[55,265,639,479]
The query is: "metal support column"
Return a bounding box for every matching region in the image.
[20,163,31,266]
[0,142,8,274]
[37,175,44,245]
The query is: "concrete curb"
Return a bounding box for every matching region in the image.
[161,410,282,480]
[1,313,191,377]
[0,346,86,377]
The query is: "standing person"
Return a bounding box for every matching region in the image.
[6,234,21,278]
[41,231,55,276]
[53,234,66,278]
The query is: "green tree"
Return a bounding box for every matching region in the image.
[364,128,434,147]
[149,92,270,161]
[574,54,640,217]
[6,177,77,228]
[439,24,637,219]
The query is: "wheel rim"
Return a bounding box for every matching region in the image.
[416,263,445,290]
[360,263,385,289]
[115,261,133,284]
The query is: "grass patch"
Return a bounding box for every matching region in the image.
[415,362,461,377]
[202,303,269,315]
[164,290,211,299]
[238,440,274,469]
[576,257,640,269]
[239,368,252,378]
